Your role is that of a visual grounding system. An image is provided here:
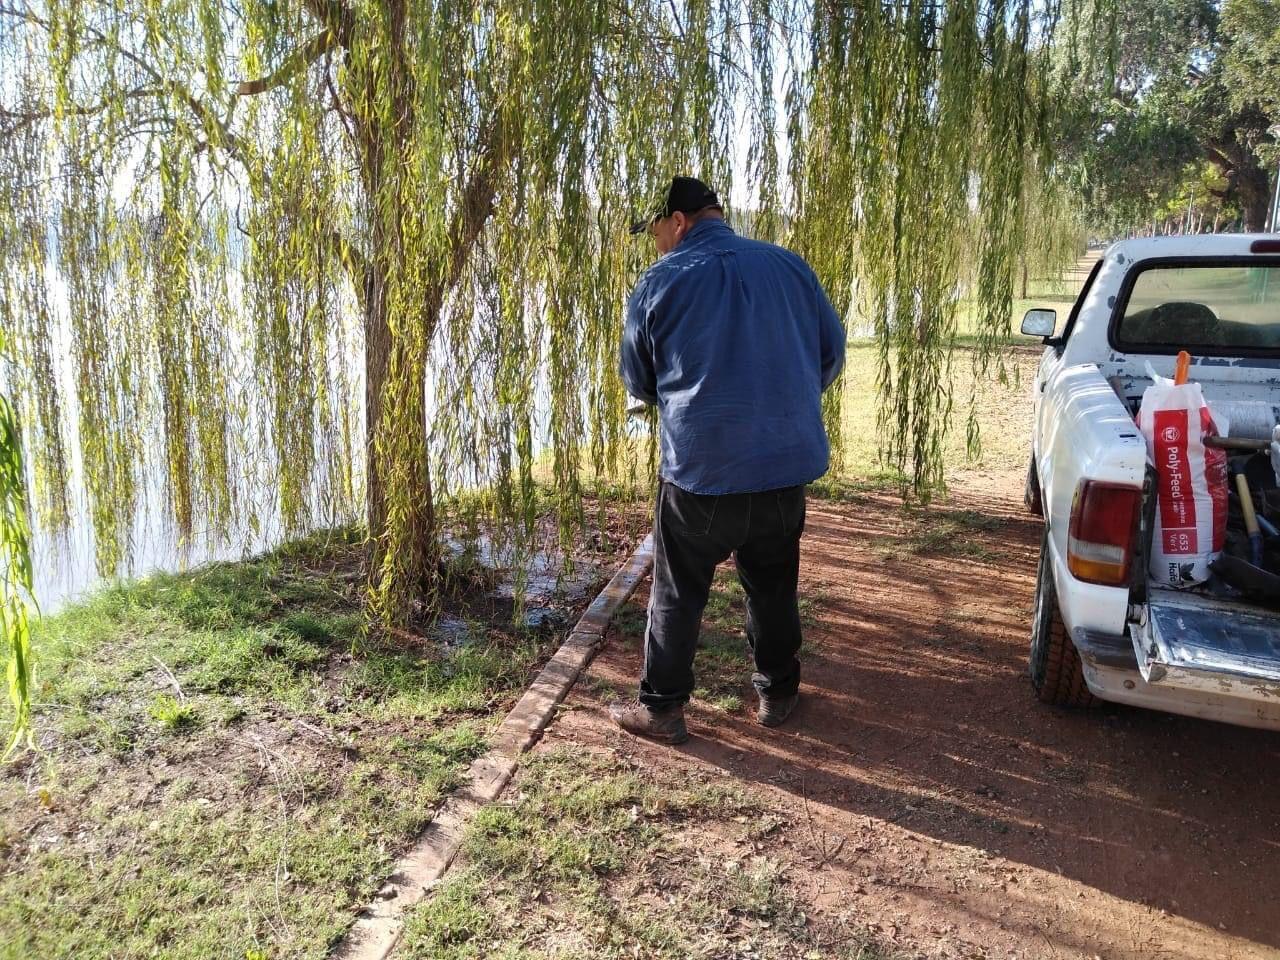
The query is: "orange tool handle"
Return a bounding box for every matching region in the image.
[1174,350,1191,385]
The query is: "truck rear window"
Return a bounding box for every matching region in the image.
[1113,262,1280,354]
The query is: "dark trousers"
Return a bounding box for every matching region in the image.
[640,480,806,710]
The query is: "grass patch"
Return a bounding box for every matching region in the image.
[146,693,201,734]
[0,524,594,960]
[809,471,908,503]
[1,723,487,960]
[400,748,902,959]
[869,506,1008,561]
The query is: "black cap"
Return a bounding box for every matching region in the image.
[629,176,722,235]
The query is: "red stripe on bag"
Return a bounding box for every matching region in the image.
[1154,408,1198,555]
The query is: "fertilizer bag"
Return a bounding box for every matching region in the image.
[1137,368,1228,588]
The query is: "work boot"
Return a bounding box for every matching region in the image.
[757,692,800,728]
[609,699,689,745]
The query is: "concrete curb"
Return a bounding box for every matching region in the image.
[331,534,654,960]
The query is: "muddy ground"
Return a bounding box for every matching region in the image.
[539,471,1280,960]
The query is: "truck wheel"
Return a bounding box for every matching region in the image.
[1029,530,1096,707]
[1024,456,1043,516]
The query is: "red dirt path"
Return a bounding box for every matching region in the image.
[535,471,1280,959]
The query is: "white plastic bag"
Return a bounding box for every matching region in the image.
[1271,425,1280,487]
[1137,367,1228,588]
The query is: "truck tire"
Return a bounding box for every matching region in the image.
[1029,530,1096,707]
[1024,456,1043,516]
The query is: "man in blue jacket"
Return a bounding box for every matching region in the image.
[614,176,846,745]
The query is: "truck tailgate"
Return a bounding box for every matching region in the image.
[1130,589,1280,700]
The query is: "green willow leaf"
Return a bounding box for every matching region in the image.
[0,331,36,756]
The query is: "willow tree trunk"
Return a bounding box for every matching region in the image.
[359,143,508,586]
[344,0,438,602]
[361,248,438,584]
[364,252,391,546]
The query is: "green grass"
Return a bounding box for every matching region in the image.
[2,720,490,959]
[868,506,1008,562]
[0,526,576,960]
[399,749,904,959]
[145,693,201,734]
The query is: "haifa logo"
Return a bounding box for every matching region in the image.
[1161,425,1182,444]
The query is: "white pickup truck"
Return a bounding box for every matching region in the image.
[1023,234,1280,729]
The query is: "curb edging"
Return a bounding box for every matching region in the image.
[332,534,654,960]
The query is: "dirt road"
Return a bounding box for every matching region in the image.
[538,470,1280,959]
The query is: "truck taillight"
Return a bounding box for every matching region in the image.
[1067,480,1142,586]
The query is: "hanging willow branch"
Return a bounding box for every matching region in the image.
[0,329,34,756]
[0,0,1088,649]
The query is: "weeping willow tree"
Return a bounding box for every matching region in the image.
[0,331,34,755]
[0,0,1079,653]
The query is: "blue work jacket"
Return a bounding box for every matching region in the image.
[620,218,846,495]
